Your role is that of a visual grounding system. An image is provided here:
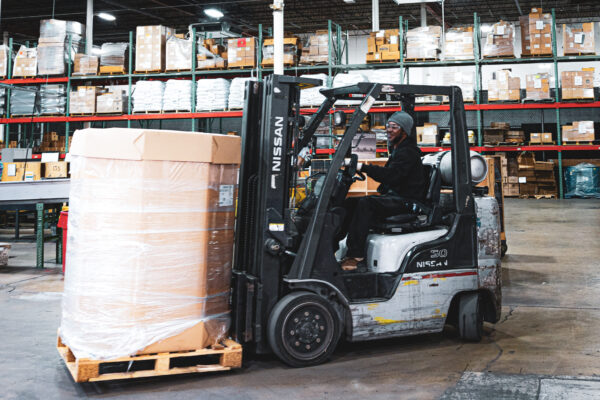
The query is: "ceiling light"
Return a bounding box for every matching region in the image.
[97,12,116,21]
[343,0,356,3]
[204,8,224,19]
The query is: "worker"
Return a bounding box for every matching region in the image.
[341,111,427,270]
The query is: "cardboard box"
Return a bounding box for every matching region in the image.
[135,25,174,72]
[563,23,595,55]
[406,26,441,60]
[73,54,98,75]
[61,128,240,359]
[562,121,595,142]
[70,86,100,114]
[165,36,192,71]
[529,10,552,56]
[444,27,474,60]
[525,73,551,100]
[542,132,553,143]
[1,162,42,181]
[96,90,125,114]
[227,37,256,68]
[561,69,594,100]
[13,46,37,77]
[43,161,68,178]
[381,50,400,61]
[520,15,531,56]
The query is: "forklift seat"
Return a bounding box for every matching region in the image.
[372,164,442,233]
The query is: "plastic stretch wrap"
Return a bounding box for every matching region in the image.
[197,78,230,111]
[73,54,98,75]
[406,26,441,60]
[262,40,298,65]
[363,68,401,84]
[163,79,193,111]
[565,163,600,199]
[442,69,475,102]
[444,27,474,60]
[0,88,5,115]
[13,46,37,77]
[300,31,329,65]
[70,86,99,114]
[101,43,128,67]
[38,44,65,75]
[483,21,515,58]
[299,73,327,107]
[333,72,369,105]
[0,45,7,77]
[166,36,192,71]
[563,23,595,55]
[10,90,38,115]
[133,81,164,112]
[40,84,65,115]
[61,152,238,360]
[40,19,85,38]
[525,73,551,101]
[228,77,255,110]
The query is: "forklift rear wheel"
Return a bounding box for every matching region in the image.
[267,291,341,368]
[458,292,483,341]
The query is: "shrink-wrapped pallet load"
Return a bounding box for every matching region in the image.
[162,79,193,111]
[60,128,241,360]
[196,78,230,111]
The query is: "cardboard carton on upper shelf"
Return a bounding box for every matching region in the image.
[406,26,441,60]
[444,27,474,60]
[483,21,515,58]
[43,161,69,178]
[561,68,594,100]
[227,37,256,68]
[417,123,439,145]
[525,73,551,100]
[135,25,175,72]
[563,23,595,55]
[528,9,552,56]
[13,46,37,77]
[73,54,98,75]
[69,86,101,114]
[488,69,520,102]
[562,121,595,142]
[1,162,42,182]
[261,37,300,66]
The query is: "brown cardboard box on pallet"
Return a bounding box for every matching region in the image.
[135,25,174,72]
[60,128,241,360]
[525,73,551,100]
[227,37,256,68]
[483,21,515,58]
[73,54,98,75]
[96,89,126,114]
[13,46,37,77]
[529,9,552,56]
[70,86,101,114]
[406,26,441,60]
[562,121,595,142]
[1,162,42,181]
[488,70,520,102]
[261,38,300,66]
[417,123,439,145]
[520,15,531,56]
[561,69,594,100]
[300,30,330,65]
[43,161,69,178]
[563,23,595,55]
[444,27,474,60]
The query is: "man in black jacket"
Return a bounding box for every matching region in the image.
[341,111,427,270]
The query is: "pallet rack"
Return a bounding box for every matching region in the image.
[2,11,599,198]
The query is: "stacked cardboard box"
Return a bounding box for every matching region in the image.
[43,161,69,178]
[261,38,300,66]
[70,86,101,114]
[37,19,85,76]
[166,36,192,71]
[529,132,553,144]
[60,128,240,360]
[563,23,595,55]
[561,68,594,100]
[227,37,256,68]
[100,43,128,72]
[0,45,8,77]
[417,123,439,145]
[73,54,98,75]
[367,29,400,62]
[96,89,126,114]
[300,30,329,65]
[525,73,551,100]
[562,121,595,142]
[443,70,475,102]
[13,46,37,77]
[529,9,552,56]
[1,162,42,181]
[135,25,174,72]
[406,26,441,60]
[505,130,525,144]
[520,15,532,56]
[483,21,515,58]
[444,27,474,60]
[197,39,227,70]
[517,153,556,197]
[484,122,510,144]
[40,131,66,152]
[488,69,520,102]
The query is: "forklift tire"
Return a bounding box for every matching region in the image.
[458,292,483,342]
[267,291,341,368]
[501,242,508,258]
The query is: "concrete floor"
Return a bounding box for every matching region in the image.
[1,199,599,399]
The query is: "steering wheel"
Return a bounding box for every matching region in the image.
[345,154,366,182]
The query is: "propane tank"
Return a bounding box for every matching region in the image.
[422,150,487,185]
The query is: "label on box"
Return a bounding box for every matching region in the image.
[574,76,583,86]
[389,36,398,44]
[518,177,527,183]
[41,152,59,162]
[219,184,234,207]
[578,124,587,134]
[536,21,544,30]
[7,164,16,176]
[574,33,584,44]
[534,79,542,89]
[24,172,34,182]
[534,33,541,38]
[497,26,505,35]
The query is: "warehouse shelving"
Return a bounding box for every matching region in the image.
[2,11,599,197]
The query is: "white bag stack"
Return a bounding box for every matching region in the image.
[228,77,255,110]
[132,80,164,112]
[332,72,369,105]
[299,73,328,107]
[363,68,401,84]
[163,79,193,111]
[196,78,230,111]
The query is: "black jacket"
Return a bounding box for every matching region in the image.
[361,137,427,201]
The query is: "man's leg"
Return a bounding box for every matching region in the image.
[346,195,409,259]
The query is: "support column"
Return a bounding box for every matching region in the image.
[372,0,379,32]
[421,4,426,27]
[272,0,284,75]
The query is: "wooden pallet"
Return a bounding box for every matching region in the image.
[70,113,95,117]
[99,66,127,75]
[367,59,401,64]
[72,72,99,77]
[482,55,516,59]
[564,52,596,57]
[529,141,556,145]
[228,65,255,70]
[12,76,36,79]
[57,335,242,383]
[522,98,555,103]
[298,61,329,66]
[134,69,162,74]
[529,53,553,58]
[163,110,192,114]
[563,141,598,145]
[488,100,521,104]
[404,58,438,62]
[165,69,191,73]
[519,194,557,199]
[261,62,296,68]
[561,97,595,103]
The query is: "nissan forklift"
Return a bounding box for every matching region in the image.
[231,75,502,367]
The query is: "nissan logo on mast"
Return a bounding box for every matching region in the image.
[271,116,284,189]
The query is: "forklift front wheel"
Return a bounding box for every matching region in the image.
[267,291,341,368]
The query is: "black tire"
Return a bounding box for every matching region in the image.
[501,242,508,258]
[458,292,483,342]
[267,291,341,368]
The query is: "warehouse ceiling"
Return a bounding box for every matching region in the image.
[1,0,600,43]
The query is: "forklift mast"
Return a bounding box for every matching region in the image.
[232,75,474,354]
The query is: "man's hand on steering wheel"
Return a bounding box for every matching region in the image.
[343,155,366,182]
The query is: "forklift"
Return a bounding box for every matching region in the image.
[231,75,502,367]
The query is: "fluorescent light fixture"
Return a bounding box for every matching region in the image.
[393,0,439,4]
[204,8,224,19]
[97,12,116,21]
[343,0,356,3]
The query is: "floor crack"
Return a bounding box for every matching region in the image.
[484,341,503,372]
[499,306,516,324]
